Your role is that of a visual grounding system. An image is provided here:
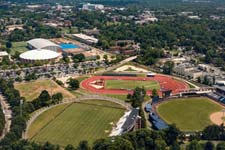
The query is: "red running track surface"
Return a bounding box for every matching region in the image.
[80,75,189,96]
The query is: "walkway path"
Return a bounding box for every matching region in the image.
[0,94,12,140]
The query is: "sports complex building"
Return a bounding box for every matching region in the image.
[19,49,61,62]
[27,38,62,52]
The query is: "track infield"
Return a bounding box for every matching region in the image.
[105,79,160,90]
[157,97,223,131]
[28,100,125,146]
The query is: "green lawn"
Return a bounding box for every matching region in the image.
[124,67,137,72]
[10,41,27,55]
[157,97,223,131]
[29,100,125,146]
[105,80,160,90]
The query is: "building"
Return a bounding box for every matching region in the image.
[82,3,104,11]
[121,108,141,132]
[110,108,141,136]
[27,38,62,52]
[173,63,204,80]
[72,34,98,45]
[0,51,9,61]
[19,49,60,63]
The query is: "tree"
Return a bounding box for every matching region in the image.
[65,144,75,150]
[217,142,225,150]
[96,55,100,60]
[163,61,174,75]
[6,41,12,48]
[77,140,90,150]
[202,125,221,140]
[93,137,134,150]
[128,87,146,108]
[67,78,79,90]
[170,142,181,150]
[165,124,181,145]
[73,53,85,63]
[52,93,63,104]
[186,140,201,150]
[152,89,158,97]
[204,141,214,150]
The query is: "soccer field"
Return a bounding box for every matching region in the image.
[14,79,75,101]
[28,100,125,146]
[105,79,160,90]
[157,97,223,131]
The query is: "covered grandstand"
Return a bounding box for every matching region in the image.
[27,38,62,52]
[19,49,60,62]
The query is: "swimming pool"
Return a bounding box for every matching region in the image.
[60,43,79,50]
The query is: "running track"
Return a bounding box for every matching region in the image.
[81,75,189,96]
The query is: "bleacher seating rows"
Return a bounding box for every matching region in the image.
[149,112,168,130]
[207,92,225,105]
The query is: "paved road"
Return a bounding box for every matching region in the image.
[142,100,152,129]
[95,56,137,74]
[0,95,12,140]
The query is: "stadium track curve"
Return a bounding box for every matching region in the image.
[81,75,189,96]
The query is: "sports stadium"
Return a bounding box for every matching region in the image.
[81,74,189,96]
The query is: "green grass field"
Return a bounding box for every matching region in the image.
[29,100,125,146]
[10,41,27,55]
[15,79,75,101]
[105,80,160,90]
[157,97,223,131]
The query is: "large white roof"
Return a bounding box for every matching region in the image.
[20,49,60,61]
[72,33,98,43]
[27,38,60,49]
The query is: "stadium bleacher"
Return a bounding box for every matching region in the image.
[149,112,168,130]
[207,92,225,105]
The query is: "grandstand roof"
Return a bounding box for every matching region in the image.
[20,49,60,61]
[214,85,225,92]
[27,38,60,49]
[122,108,139,131]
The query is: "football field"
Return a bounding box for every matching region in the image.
[157,97,223,131]
[105,79,160,90]
[28,100,125,146]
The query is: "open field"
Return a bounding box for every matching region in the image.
[14,79,75,101]
[105,80,160,90]
[10,41,27,54]
[157,97,223,131]
[28,100,125,146]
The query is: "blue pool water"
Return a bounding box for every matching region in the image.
[60,43,79,50]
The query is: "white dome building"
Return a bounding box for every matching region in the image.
[20,49,60,63]
[27,38,62,52]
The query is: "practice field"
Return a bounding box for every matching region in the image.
[10,41,27,55]
[157,97,223,131]
[14,79,75,101]
[105,80,160,90]
[28,100,125,146]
